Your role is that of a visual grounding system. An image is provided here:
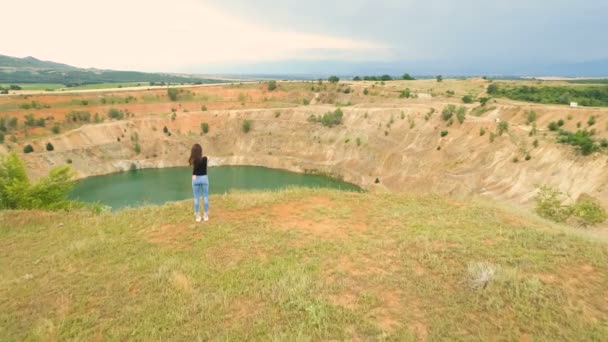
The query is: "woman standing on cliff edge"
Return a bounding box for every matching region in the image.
[189,143,209,222]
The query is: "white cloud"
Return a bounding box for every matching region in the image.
[2,0,389,71]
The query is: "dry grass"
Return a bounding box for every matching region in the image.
[1,188,607,340]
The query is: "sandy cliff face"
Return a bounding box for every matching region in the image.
[17,103,608,208]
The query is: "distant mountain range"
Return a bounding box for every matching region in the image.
[0,54,223,85]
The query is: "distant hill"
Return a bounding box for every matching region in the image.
[0,54,223,86]
[0,55,76,70]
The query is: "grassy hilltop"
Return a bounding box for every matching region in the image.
[1,188,607,340]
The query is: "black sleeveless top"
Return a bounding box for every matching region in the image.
[192,156,207,176]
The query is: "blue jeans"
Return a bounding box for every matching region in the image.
[192,175,209,214]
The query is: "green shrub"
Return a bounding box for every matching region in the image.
[167,88,179,101]
[0,133,3,144]
[308,108,344,127]
[489,132,496,143]
[548,121,559,131]
[526,110,537,124]
[557,119,565,127]
[7,117,17,130]
[51,125,61,134]
[535,186,606,226]
[134,143,141,154]
[107,108,124,120]
[242,120,251,133]
[456,106,466,124]
[303,98,310,105]
[479,97,491,106]
[46,142,54,151]
[572,195,607,226]
[400,89,411,98]
[268,80,277,91]
[328,76,339,83]
[479,127,486,136]
[440,130,448,137]
[23,144,34,153]
[363,88,369,95]
[201,122,209,134]
[436,75,443,82]
[441,104,456,121]
[462,95,474,103]
[587,116,596,126]
[356,137,361,146]
[533,139,539,148]
[534,186,573,223]
[497,121,509,135]
[0,153,78,210]
[201,105,207,111]
[402,73,415,80]
[557,129,598,155]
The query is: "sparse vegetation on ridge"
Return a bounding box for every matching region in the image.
[308,108,344,127]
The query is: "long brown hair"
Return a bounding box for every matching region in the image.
[189,143,203,166]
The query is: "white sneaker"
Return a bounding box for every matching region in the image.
[195,214,202,222]
[203,213,209,221]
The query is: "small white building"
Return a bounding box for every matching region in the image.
[570,102,578,108]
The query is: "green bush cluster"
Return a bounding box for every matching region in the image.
[0,117,18,132]
[456,106,466,124]
[556,129,605,155]
[352,75,393,81]
[167,88,179,101]
[308,108,344,127]
[24,113,46,127]
[535,186,607,226]
[107,108,124,120]
[462,95,474,103]
[20,101,50,110]
[0,153,80,210]
[65,110,91,123]
[400,89,411,98]
[268,80,277,91]
[441,104,456,121]
[242,120,251,133]
[488,83,608,107]
[497,121,509,135]
[201,122,209,134]
[526,110,537,124]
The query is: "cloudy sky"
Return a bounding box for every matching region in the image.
[3,0,608,75]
